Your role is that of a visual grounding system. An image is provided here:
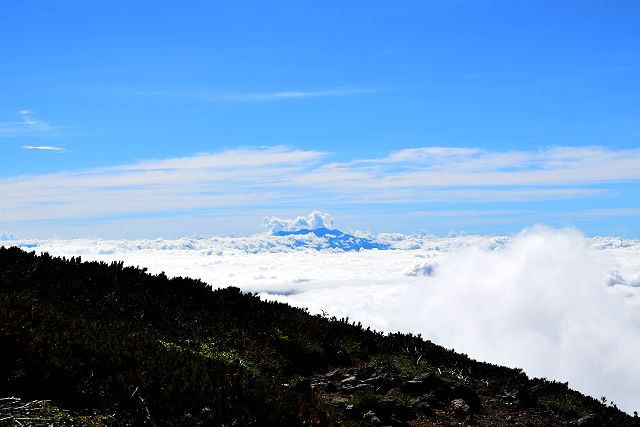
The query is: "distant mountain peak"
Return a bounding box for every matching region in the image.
[272,227,389,251]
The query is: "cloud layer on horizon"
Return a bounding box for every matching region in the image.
[2,145,640,235]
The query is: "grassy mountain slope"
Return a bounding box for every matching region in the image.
[0,246,636,426]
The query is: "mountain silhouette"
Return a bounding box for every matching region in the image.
[273,227,390,251]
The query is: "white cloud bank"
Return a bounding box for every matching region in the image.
[9,227,640,414]
[394,229,640,415]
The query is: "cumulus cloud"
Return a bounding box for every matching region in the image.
[608,271,640,287]
[263,211,336,233]
[404,261,437,277]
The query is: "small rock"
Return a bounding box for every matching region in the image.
[573,414,601,427]
[450,398,470,418]
[389,415,409,426]
[324,382,338,392]
[363,410,382,425]
[341,375,357,384]
[416,392,446,409]
[366,375,393,394]
[356,366,376,380]
[414,402,435,417]
[402,373,453,400]
[451,384,482,412]
[353,383,374,392]
[341,385,357,395]
[292,377,311,392]
[376,399,416,422]
[414,373,453,389]
[327,369,347,381]
[515,387,538,408]
[386,374,405,387]
[402,380,426,393]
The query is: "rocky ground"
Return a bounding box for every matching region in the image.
[307,364,616,427]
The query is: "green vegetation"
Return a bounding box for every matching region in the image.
[346,389,380,410]
[369,353,429,377]
[535,380,627,418]
[0,247,636,425]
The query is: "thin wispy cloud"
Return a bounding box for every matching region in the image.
[1,145,639,224]
[0,110,51,137]
[134,87,385,103]
[294,146,640,189]
[0,146,325,222]
[222,88,383,102]
[22,145,63,151]
[566,208,640,218]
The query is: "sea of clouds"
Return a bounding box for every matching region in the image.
[4,212,640,414]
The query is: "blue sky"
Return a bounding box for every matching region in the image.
[2,1,640,238]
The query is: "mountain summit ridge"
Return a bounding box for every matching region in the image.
[272,227,391,251]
